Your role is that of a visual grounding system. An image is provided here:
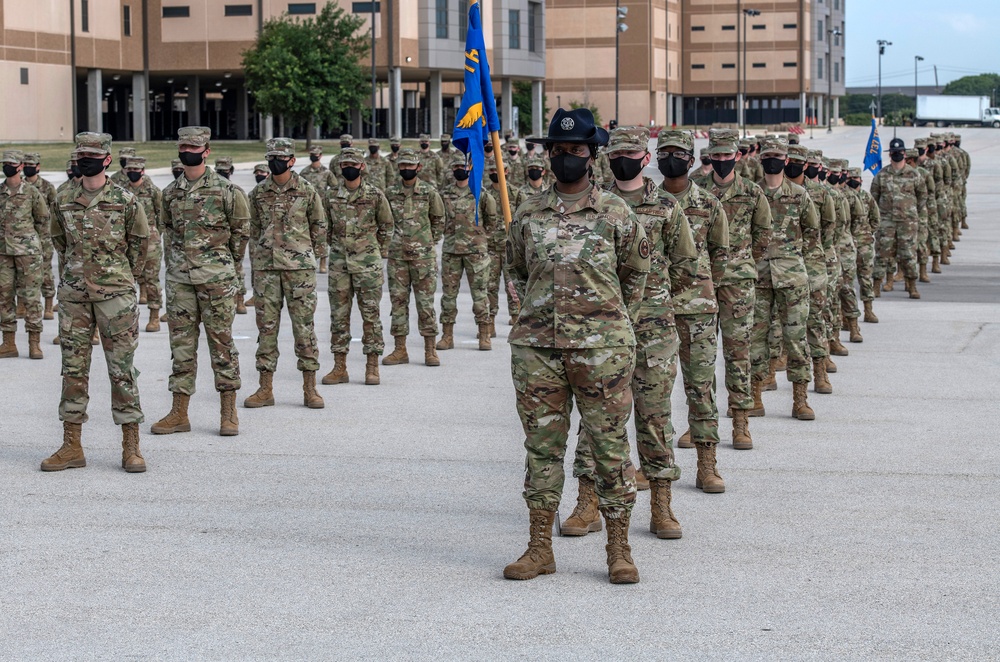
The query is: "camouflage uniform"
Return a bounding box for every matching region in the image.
[416,134,445,188]
[803,150,836,360]
[486,160,523,322]
[122,157,164,314]
[1,150,49,338]
[821,158,848,344]
[830,160,862,324]
[907,148,938,273]
[300,145,337,272]
[22,153,59,304]
[161,127,250,395]
[108,147,136,188]
[362,138,387,190]
[384,138,402,189]
[384,148,445,338]
[871,155,928,284]
[324,148,394,356]
[51,133,148,424]
[503,140,528,189]
[519,155,550,201]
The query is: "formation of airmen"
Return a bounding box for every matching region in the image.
[0,113,971,583]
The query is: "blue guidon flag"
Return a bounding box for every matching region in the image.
[863,116,882,176]
[452,0,500,224]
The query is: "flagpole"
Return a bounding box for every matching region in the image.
[491,132,513,229]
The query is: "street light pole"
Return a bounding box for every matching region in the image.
[742,9,760,137]
[877,39,892,125]
[615,3,628,125]
[828,27,841,133]
[914,55,924,105]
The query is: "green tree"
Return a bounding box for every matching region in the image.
[512,81,548,135]
[942,73,1000,101]
[243,4,369,146]
[568,100,602,127]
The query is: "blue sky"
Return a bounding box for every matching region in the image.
[845,0,999,87]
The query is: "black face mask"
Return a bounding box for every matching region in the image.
[739,148,750,157]
[341,166,361,182]
[369,146,379,155]
[391,145,400,153]
[340,142,351,149]
[527,168,544,181]
[420,142,430,150]
[127,171,143,183]
[847,179,861,189]
[2,165,19,178]
[178,151,204,167]
[926,146,936,155]
[66,171,74,180]
[484,144,493,154]
[549,152,591,184]
[818,171,828,182]
[268,158,291,176]
[489,173,499,184]
[508,149,519,157]
[700,158,712,166]
[77,157,107,177]
[609,156,645,182]
[783,162,804,179]
[400,169,418,181]
[310,154,321,163]
[23,166,38,178]
[805,165,820,179]
[255,174,267,184]
[71,165,83,179]
[827,174,841,185]
[441,142,450,150]
[890,152,906,163]
[918,148,926,157]
[711,159,737,179]
[120,158,128,169]
[657,155,690,180]
[219,171,231,180]
[454,169,470,182]
[761,157,786,176]
[172,169,184,179]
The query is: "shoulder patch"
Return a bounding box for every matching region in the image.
[638,237,651,260]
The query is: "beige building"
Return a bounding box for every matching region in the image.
[545,0,846,127]
[0,0,546,142]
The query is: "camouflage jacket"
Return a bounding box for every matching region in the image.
[953,146,971,179]
[0,179,49,256]
[56,177,79,198]
[248,171,327,272]
[125,177,163,240]
[690,168,715,189]
[440,183,498,256]
[870,164,928,228]
[739,157,764,182]
[325,181,393,273]
[829,185,861,257]
[384,153,402,189]
[505,183,650,349]
[384,180,445,261]
[804,179,839,274]
[51,178,148,302]
[672,180,729,315]
[416,151,444,188]
[27,176,58,250]
[757,178,822,291]
[589,152,613,188]
[915,166,938,230]
[362,154,387,190]
[161,166,250,285]
[300,163,338,192]
[707,174,772,284]
[519,182,548,201]
[504,155,527,189]
[856,188,880,239]
[608,177,698,342]
[487,183,522,256]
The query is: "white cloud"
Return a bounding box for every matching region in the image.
[946,13,981,33]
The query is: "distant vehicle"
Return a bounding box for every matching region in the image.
[915,95,1000,127]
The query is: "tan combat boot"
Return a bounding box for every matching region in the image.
[649,479,682,539]
[245,296,256,307]
[235,294,247,315]
[322,353,349,384]
[145,309,160,332]
[44,296,54,320]
[503,509,556,580]
[961,218,969,230]
[883,275,894,292]
[813,358,833,394]
[303,371,325,409]
[774,353,787,372]
[749,378,766,417]
[424,336,440,366]
[220,391,239,436]
[151,393,191,434]
[848,317,863,343]
[121,422,146,473]
[825,355,837,373]
[138,284,147,305]
[52,335,60,345]
[16,300,25,318]
[763,359,778,391]
[605,512,640,584]
[0,331,19,359]
[435,323,454,350]
[318,256,328,274]
[830,336,849,356]
[894,267,904,282]
[919,262,931,283]
[941,251,950,265]
[365,354,380,385]
[906,278,921,299]
[160,312,169,322]
[634,467,650,491]
[732,410,752,450]
[41,422,86,471]
[932,256,941,274]
[490,321,497,338]
[91,328,99,345]
[863,301,879,323]
[478,323,492,351]
[244,371,275,408]
[560,476,602,536]
[694,443,725,493]
[677,429,694,449]
[382,336,408,365]
[792,382,815,420]
[28,332,42,359]
[841,314,850,332]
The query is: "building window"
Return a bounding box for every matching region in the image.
[123,5,132,36]
[722,25,735,31]
[435,0,447,38]
[20,68,29,85]
[528,1,542,53]
[225,4,253,16]
[818,57,824,79]
[691,64,705,69]
[752,62,766,68]
[459,0,468,41]
[834,0,840,9]
[722,63,735,69]
[834,61,840,83]
[81,0,89,32]
[752,24,765,30]
[509,9,521,49]
[817,19,824,40]
[784,62,798,68]
[287,3,316,15]
[691,26,705,31]
[783,23,797,29]
[162,6,191,18]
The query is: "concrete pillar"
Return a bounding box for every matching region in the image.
[833,97,840,127]
[350,107,363,136]
[531,80,544,137]
[188,76,201,126]
[501,78,514,135]
[87,68,103,133]
[667,94,678,127]
[737,92,744,131]
[800,91,807,123]
[262,114,274,140]
[390,67,403,138]
[131,74,148,142]
[236,85,249,140]
[429,71,443,138]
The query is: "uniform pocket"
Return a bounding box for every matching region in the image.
[511,361,529,393]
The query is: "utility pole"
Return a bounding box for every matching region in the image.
[371,2,377,138]
[914,55,924,107]
[742,8,760,137]
[877,39,892,125]
[828,27,841,133]
[615,3,628,125]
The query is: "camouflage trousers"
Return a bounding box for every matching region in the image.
[512,344,637,515]
[928,203,944,257]
[235,237,249,298]
[573,334,681,483]
[877,219,919,281]
[139,236,163,310]
[807,286,829,359]
[855,238,876,302]
[165,279,241,395]
[440,252,491,326]
[768,310,783,360]
[42,241,56,299]
[838,247,860,320]
[0,253,43,334]
[826,262,841,342]
[917,216,931,263]
[58,292,143,425]
[387,257,438,338]
[252,269,319,374]
[752,285,810,384]
[939,203,954,252]
[716,280,755,411]
[486,251,519,319]
[328,267,384,356]
[676,313,720,445]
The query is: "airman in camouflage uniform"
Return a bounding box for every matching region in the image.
[502,138,528,189]
[828,159,863,344]
[692,147,714,187]
[170,159,184,181]
[435,152,498,352]
[214,159,251,314]
[933,133,961,248]
[416,133,445,188]
[704,128,772,447]
[253,163,269,184]
[384,137,403,189]
[151,126,250,438]
[502,108,649,584]
[871,138,928,300]
[108,147,136,187]
[658,130,730,493]
[21,153,59,321]
[485,158,522,331]
[243,138,327,410]
[382,148,445,367]
[916,138,946,276]
[847,167,880,323]
[906,144,938,284]
[951,133,971,231]
[322,147,393,387]
[362,138,387,190]
[520,155,549,201]
[564,126,698,540]
[799,149,836,391]
[0,150,49,360]
[44,132,149,473]
[300,144,337,274]
[122,156,164,333]
[751,136,822,421]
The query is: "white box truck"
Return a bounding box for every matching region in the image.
[916,95,1000,127]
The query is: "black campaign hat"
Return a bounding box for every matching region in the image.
[531,108,609,147]
[887,137,906,152]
